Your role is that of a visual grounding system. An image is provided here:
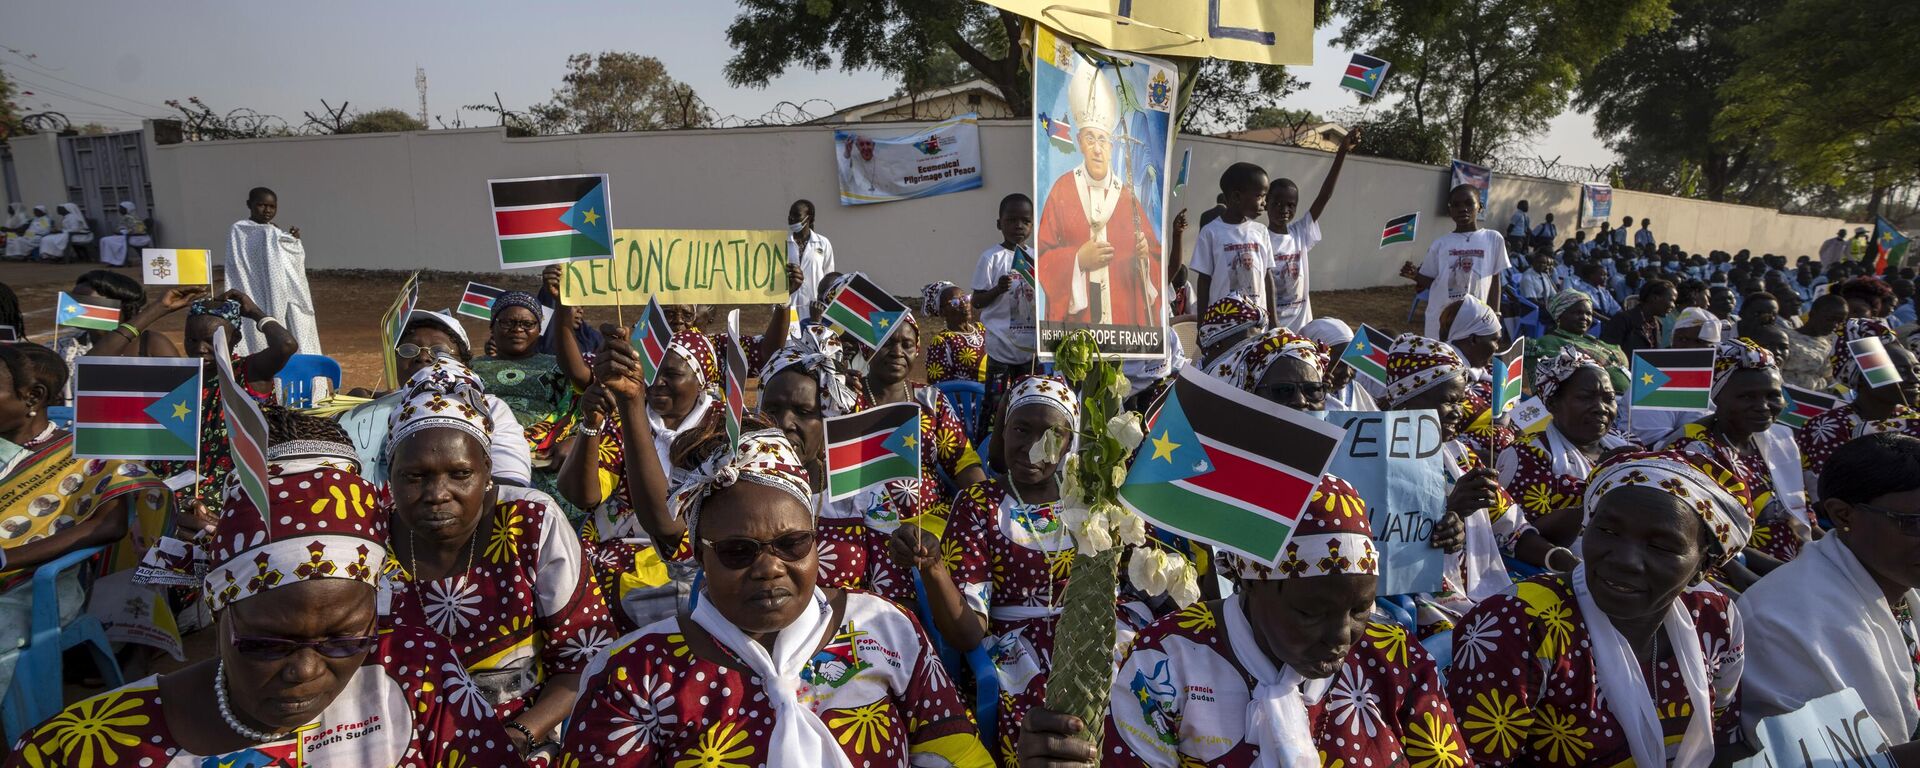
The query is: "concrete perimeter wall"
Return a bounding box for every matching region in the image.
[140,120,1848,294]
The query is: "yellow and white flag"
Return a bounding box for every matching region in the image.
[142,248,212,285]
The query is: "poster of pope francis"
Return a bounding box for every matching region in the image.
[1032,26,1176,361]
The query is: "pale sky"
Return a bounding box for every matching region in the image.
[4,0,1614,167]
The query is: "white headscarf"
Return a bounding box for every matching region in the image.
[1673,307,1722,344]
[1445,295,1501,343]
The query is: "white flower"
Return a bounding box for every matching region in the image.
[1071,505,1114,554]
[1106,412,1145,451]
[608,671,679,752]
[1105,367,1131,402]
[1452,611,1502,671]
[1325,663,1382,737]
[561,627,614,661]
[1032,427,1066,465]
[1165,561,1201,607]
[422,576,482,636]
[442,663,495,721]
[1111,504,1147,547]
[1110,462,1129,489]
[1128,549,1167,595]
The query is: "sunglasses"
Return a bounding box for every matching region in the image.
[229,621,380,661]
[700,530,817,570]
[1255,381,1327,404]
[395,343,456,360]
[1854,502,1920,538]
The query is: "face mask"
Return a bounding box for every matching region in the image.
[789,219,808,235]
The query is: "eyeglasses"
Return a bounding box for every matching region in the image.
[700,530,817,570]
[1255,381,1327,404]
[1854,502,1920,537]
[395,343,455,360]
[494,320,539,333]
[228,622,381,660]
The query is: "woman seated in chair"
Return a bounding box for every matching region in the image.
[98,201,150,268]
[34,204,92,263]
[922,281,987,385]
[0,344,175,701]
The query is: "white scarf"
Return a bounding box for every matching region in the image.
[1570,565,1714,768]
[1223,593,1326,768]
[1442,441,1510,602]
[690,586,854,768]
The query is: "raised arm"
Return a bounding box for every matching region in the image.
[89,287,204,356]
[1307,126,1362,223]
[229,290,299,383]
[545,266,593,390]
[599,328,683,549]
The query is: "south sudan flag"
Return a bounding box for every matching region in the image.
[631,297,673,386]
[1630,348,1712,411]
[489,173,614,269]
[73,356,202,461]
[1340,52,1391,98]
[1492,338,1525,418]
[1119,366,1345,566]
[824,273,909,351]
[456,282,505,321]
[1340,324,1394,387]
[1379,212,1418,247]
[1874,215,1910,274]
[1778,384,1839,429]
[56,291,121,331]
[825,402,921,501]
[1849,336,1903,389]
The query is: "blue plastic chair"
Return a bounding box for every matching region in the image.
[935,380,989,445]
[275,353,344,408]
[1406,288,1430,323]
[1,545,124,743]
[913,572,1001,749]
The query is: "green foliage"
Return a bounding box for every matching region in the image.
[530,52,710,134]
[1331,0,1668,163]
[337,108,425,134]
[1718,0,1920,211]
[1576,0,1781,202]
[0,68,19,138]
[1246,107,1320,132]
[1345,108,1450,165]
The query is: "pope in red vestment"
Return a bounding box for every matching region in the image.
[1036,63,1163,328]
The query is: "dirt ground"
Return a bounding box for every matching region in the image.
[6,262,1420,385]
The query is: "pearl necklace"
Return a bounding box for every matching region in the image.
[216,660,291,743]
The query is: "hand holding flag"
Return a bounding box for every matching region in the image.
[1340,53,1392,98]
[57,291,121,331]
[631,297,673,386]
[141,249,212,285]
[1492,338,1525,418]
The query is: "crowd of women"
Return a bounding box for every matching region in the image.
[3,197,1920,767]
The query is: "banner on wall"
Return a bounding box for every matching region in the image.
[1032,26,1175,361]
[1580,183,1614,229]
[562,229,790,306]
[1449,159,1491,220]
[835,114,984,206]
[1323,410,1450,596]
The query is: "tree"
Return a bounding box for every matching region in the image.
[1718,0,1920,219]
[1331,0,1667,163]
[724,0,1322,128]
[338,108,425,134]
[1575,0,1781,202]
[0,68,23,139]
[530,52,710,134]
[1333,107,1450,165]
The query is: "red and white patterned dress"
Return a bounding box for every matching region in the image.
[1102,599,1471,768]
[926,328,988,385]
[1795,403,1920,494]
[381,486,616,725]
[2,625,517,767]
[1666,423,1802,562]
[817,388,982,606]
[559,589,995,767]
[1445,572,1744,766]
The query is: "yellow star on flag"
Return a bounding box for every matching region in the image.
[171,402,191,421]
[877,317,891,328]
[1150,431,1181,462]
[1641,373,1654,385]
[582,208,599,225]
[902,433,917,450]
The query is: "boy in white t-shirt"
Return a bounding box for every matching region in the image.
[1266,127,1361,330]
[1416,183,1507,338]
[1188,162,1273,314]
[971,193,1040,415]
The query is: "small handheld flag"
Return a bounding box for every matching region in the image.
[1849,336,1903,389]
[1506,396,1552,434]
[1339,324,1395,388]
[1492,338,1525,418]
[1174,148,1192,194]
[56,291,121,331]
[379,272,422,390]
[141,249,212,285]
[489,173,614,269]
[722,310,750,449]
[630,298,673,386]
[1874,216,1910,275]
[1119,366,1345,566]
[825,401,923,502]
[73,357,203,461]
[212,326,271,518]
[1778,385,1840,429]
[1340,52,1392,98]
[455,282,506,321]
[1630,349,1713,411]
[1379,212,1419,247]
[824,272,910,351]
[1011,247,1036,288]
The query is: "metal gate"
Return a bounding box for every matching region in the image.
[60,130,152,230]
